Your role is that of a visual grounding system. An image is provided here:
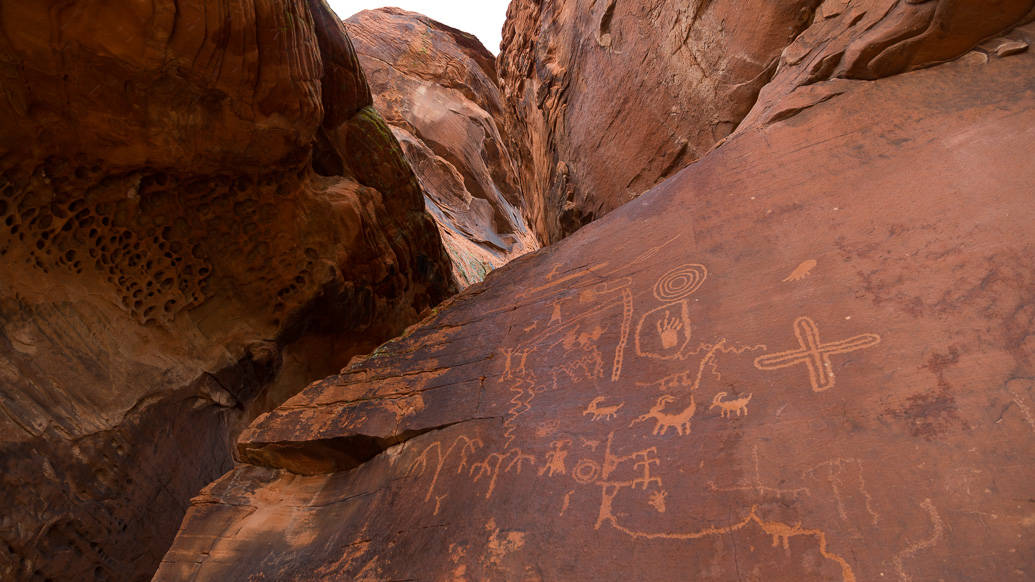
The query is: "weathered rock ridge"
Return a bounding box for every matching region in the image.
[345,8,539,287]
[0,1,455,580]
[499,0,1035,242]
[157,13,1035,582]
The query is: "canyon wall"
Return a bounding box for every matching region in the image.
[0,1,455,580]
[498,0,1035,242]
[156,7,1035,582]
[346,8,539,287]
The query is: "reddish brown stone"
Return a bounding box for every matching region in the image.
[0,1,453,580]
[157,21,1035,582]
[345,8,540,287]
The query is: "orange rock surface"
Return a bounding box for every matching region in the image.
[0,1,454,579]
[346,8,539,287]
[157,12,1035,582]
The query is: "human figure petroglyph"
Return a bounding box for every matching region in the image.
[753,316,880,392]
[630,394,696,436]
[538,440,570,477]
[583,396,624,421]
[710,392,752,418]
[889,499,943,582]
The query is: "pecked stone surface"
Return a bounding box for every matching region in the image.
[0,1,453,580]
[345,8,540,287]
[498,0,1035,243]
[157,24,1035,581]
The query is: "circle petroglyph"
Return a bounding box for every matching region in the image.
[653,264,708,302]
[573,459,601,484]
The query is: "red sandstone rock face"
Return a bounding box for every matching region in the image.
[345,8,539,287]
[498,0,825,243]
[498,0,1035,243]
[157,19,1035,582]
[0,1,453,580]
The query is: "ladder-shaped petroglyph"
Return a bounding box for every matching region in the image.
[753,316,880,392]
[635,264,708,360]
[710,392,752,418]
[583,396,624,421]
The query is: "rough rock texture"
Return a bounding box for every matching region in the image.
[498,0,825,242]
[345,8,539,287]
[157,16,1035,582]
[498,0,1035,243]
[0,1,454,580]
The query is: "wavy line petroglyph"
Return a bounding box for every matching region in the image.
[753,316,881,392]
[598,503,856,582]
[889,499,943,582]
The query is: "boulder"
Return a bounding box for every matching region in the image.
[0,1,454,579]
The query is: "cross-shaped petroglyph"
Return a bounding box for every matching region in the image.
[753,316,880,392]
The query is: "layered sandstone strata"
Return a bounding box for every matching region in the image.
[0,1,454,579]
[346,8,539,287]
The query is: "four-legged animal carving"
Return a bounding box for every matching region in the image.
[710,392,752,418]
[583,396,624,421]
[631,395,696,436]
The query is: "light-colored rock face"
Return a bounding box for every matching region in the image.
[0,1,455,580]
[157,15,1035,582]
[345,8,540,287]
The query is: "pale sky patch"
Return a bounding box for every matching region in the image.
[326,1,511,54]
